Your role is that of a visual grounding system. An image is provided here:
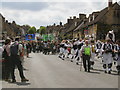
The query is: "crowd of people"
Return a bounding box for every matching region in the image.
[2,38,29,83]
[2,38,61,83]
[58,39,120,75]
[1,36,120,83]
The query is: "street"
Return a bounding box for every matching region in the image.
[2,53,119,88]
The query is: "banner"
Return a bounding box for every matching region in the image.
[42,34,54,41]
[25,34,35,41]
[42,34,48,41]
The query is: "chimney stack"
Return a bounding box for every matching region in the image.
[60,22,62,26]
[108,0,112,7]
[73,16,76,19]
[79,14,86,20]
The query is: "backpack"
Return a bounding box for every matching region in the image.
[10,43,19,56]
[84,46,91,56]
[2,47,8,59]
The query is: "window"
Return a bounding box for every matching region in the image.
[75,22,77,26]
[116,11,119,18]
[114,10,120,18]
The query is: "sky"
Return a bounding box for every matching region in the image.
[0,0,120,29]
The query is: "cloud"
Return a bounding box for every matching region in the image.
[1,0,108,2]
[1,1,118,29]
[2,2,50,11]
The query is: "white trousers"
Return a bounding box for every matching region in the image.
[103,53,113,64]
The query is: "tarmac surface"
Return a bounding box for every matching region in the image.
[1,53,119,88]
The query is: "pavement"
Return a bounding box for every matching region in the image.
[1,52,119,88]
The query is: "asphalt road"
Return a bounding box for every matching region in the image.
[2,52,119,88]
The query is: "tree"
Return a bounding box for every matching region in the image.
[27,26,36,34]
[39,26,46,35]
[36,29,40,33]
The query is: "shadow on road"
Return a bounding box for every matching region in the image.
[92,68,119,76]
[27,57,32,58]
[8,82,31,86]
[23,68,29,71]
[88,71,100,74]
[16,82,31,86]
[110,73,119,76]
[93,68,104,72]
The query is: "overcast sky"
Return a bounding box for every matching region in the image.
[0,0,119,29]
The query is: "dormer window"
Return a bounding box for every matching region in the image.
[75,22,77,26]
[89,16,93,22]
[93,15,95,21]
[89,17,91,22]
[90,17,93,21]
[114,10,120,18]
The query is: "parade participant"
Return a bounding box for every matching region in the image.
[32,41,37,53]
[112,41,119,65]
[95,40,103,58]
[58,40,66,60]
[22,41,27,57]
[90,40,96,69]
[81,40,91,72]
[102,39,114,74]
[56,41,60,54]
[43,41,49,55]
[52,41,57,55]
[76,39,84,65]
[47,41,52,55]
[67,41,72,58]
[19,41,26,70]
[39,41,44,53]
[48,41,54,54]
[26,41,32,58]
[36,41,40,53]
[2,39,12,81]
[114,40,120,75]
[10,38,29,83]
[106,30,115,42]
[70,39,78,62]
[63,40,70,59]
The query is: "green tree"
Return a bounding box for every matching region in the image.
[27,26,36,34]
[36,29,40,33]
[39,26,46,35]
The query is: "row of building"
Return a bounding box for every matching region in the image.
[0,13,30,40]
[46,1,120,41]
[0,0,120,41]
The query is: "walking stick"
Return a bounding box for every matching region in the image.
[80,57,83,71]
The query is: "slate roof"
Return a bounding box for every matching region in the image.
[74,2,120,31]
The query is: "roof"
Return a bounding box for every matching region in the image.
[65,19,84,33]
[74,2,120,31]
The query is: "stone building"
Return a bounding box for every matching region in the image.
[46,22,63,41]
[63,14,86,39]
[73,1,120,41]
[0,14,16,40]
[0,13,30,40]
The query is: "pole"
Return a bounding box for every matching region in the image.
[80,57,83,71]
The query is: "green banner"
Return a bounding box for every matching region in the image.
[42,34,54,41]
[48,34,54,41]
[42,34,48,41]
